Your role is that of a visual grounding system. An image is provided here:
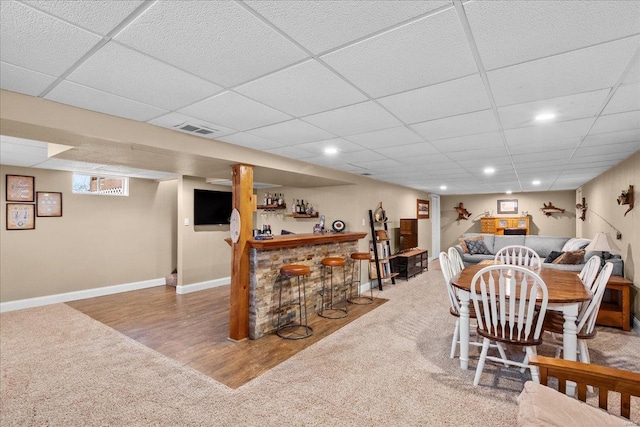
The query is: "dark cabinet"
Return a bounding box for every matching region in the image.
[391,249,428,280]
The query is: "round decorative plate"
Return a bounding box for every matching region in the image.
[230,208,241,243]
[332,219,345,232]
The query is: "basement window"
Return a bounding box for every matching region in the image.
[72,174,129,196]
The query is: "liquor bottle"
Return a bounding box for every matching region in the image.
[292,199,296,213]
[264,193,268,206]
[300,200,305,214]
[278,193,283,206]
[295,199,300,214]
[267,193,272,205]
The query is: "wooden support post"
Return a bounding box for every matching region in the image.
[229,164,254,341]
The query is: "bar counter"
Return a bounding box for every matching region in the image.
[243,231,368,338]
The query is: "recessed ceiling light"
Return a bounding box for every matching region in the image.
[484,167,495,175]
[324,147,338,155]
[535,113,556,121]
[505,190,513,195]
[440,185,447,190]
[532,180,541,185]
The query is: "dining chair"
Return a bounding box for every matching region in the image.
[578,255,602,292]
[439,252,507,361]
[469,265,549,386]
[447,247,465,276]
[543,262,614,364]
[494,245,541,267]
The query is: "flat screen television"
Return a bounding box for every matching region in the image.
[194,189,232,225]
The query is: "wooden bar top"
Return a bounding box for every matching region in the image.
[226,231,367,250]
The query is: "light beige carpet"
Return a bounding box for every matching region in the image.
[2,264,639,426]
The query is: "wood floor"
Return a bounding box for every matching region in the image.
[66,285,386,389]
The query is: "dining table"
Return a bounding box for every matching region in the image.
[451,261,591,392]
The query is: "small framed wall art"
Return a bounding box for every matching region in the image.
[6,175,35,202]
[497,199,518,214]
[417,199,430,219]
[37,192,63,217]
[6,203,35,230]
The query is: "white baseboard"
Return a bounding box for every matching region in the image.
[0,278,165,313]
[175,277,230,294]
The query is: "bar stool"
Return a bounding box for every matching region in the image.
[348,252,374,305]
[276,264,313,340]
[318,256,348,319]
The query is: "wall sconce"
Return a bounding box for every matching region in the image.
[617,185,634,216]
[575,197,587,221]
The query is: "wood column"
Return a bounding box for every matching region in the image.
[229,164,254,341]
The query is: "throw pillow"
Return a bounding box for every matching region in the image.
[552,250,586,265]
[459,235,483,253]
[544,251,564,263]
[561,238,592,252]
[466,239,490,255]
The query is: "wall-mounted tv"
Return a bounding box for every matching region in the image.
[194,189,232,225]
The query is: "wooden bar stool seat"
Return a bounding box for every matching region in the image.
[318,257,348,319]
[348,252,374,305]
[276,264,313,340]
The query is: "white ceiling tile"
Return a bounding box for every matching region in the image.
[264,146,316,159]
[322,8,477,98]
[374,141,439,158]
[446,147,509,161]
[344,126,423,149]
[508,137,581,155]
[295,138,364,155]
[178,92,292,131]
[602,83,640,115]
[217,132,284,151]
[464,0,640,70]
[396,154,452,167]
[512,149,574,165]
[378,75,491,124]
[573,141,640,158]
[23,0,145,35]
[622,55,640,85]
[0,62,57,96]
[410,109,499,141]
[429,132,504,154]
[589,110,640,135]
[498,90,609,129]
[0,1,102,76]
[247,119,335,145]
[302,101,402,136]
[488,37,640,106]
[456,156,513,169]
[147,112,237,138]
[235,60,366,117]
[37,158,105,171]
[504,118,594,146]
[581,128,640,146]
[67,42,223,110]
[114,1,307,87]
[246,0,449,54]
[348,158,404,171]
[45,80,168,122]
[330,149,387,163]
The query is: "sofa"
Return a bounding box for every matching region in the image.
[454,233,623,277]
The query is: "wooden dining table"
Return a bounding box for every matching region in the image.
[451,261,591,377]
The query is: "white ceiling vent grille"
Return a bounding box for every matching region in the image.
[173,122,219,136]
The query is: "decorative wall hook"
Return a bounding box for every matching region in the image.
[575,197,588,221]
[454,202,471,220]
[617,185,634,216]
[540,201,565,217]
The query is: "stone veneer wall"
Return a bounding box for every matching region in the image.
[249,240,359,339]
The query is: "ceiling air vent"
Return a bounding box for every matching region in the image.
[173,122,219,136]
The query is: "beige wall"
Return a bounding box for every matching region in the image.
[440,190,577,250]
[579,150,640,317]
[0,165,177,302]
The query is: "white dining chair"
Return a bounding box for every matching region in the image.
[494,245,541,267]
[448,247,465,277]
[470,264,549,386]
[579,255,602,292]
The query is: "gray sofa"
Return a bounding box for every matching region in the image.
[454,233,623,276]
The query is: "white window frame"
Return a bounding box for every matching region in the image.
[72,173,129,196]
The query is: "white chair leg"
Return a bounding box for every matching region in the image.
[520,351,528,373]
[450,319,460,359]
[578,340,594,393]
[525,347,540,383]
[496,342,509,367]
[473,338,491,386]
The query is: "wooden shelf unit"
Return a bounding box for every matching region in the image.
[256,203,286,210]
[286,213,319,218]
[368,210,397,290]
[392,248,428,280]
[480,216,529,235]
[399,218,418,252]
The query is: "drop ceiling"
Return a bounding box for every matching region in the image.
[1,0,639,194]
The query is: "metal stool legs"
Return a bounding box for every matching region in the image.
[318,257,348,319]
[276,265,313,340]
[348,252,374,305]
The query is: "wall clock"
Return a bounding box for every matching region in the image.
[230,208,241,243]
[332,219,345,232]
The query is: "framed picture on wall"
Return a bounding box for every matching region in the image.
[6,203,35,230]
[6,175,35,202]
[417,199,430,219]
[36,192,63,217]
[497,199,518,214]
